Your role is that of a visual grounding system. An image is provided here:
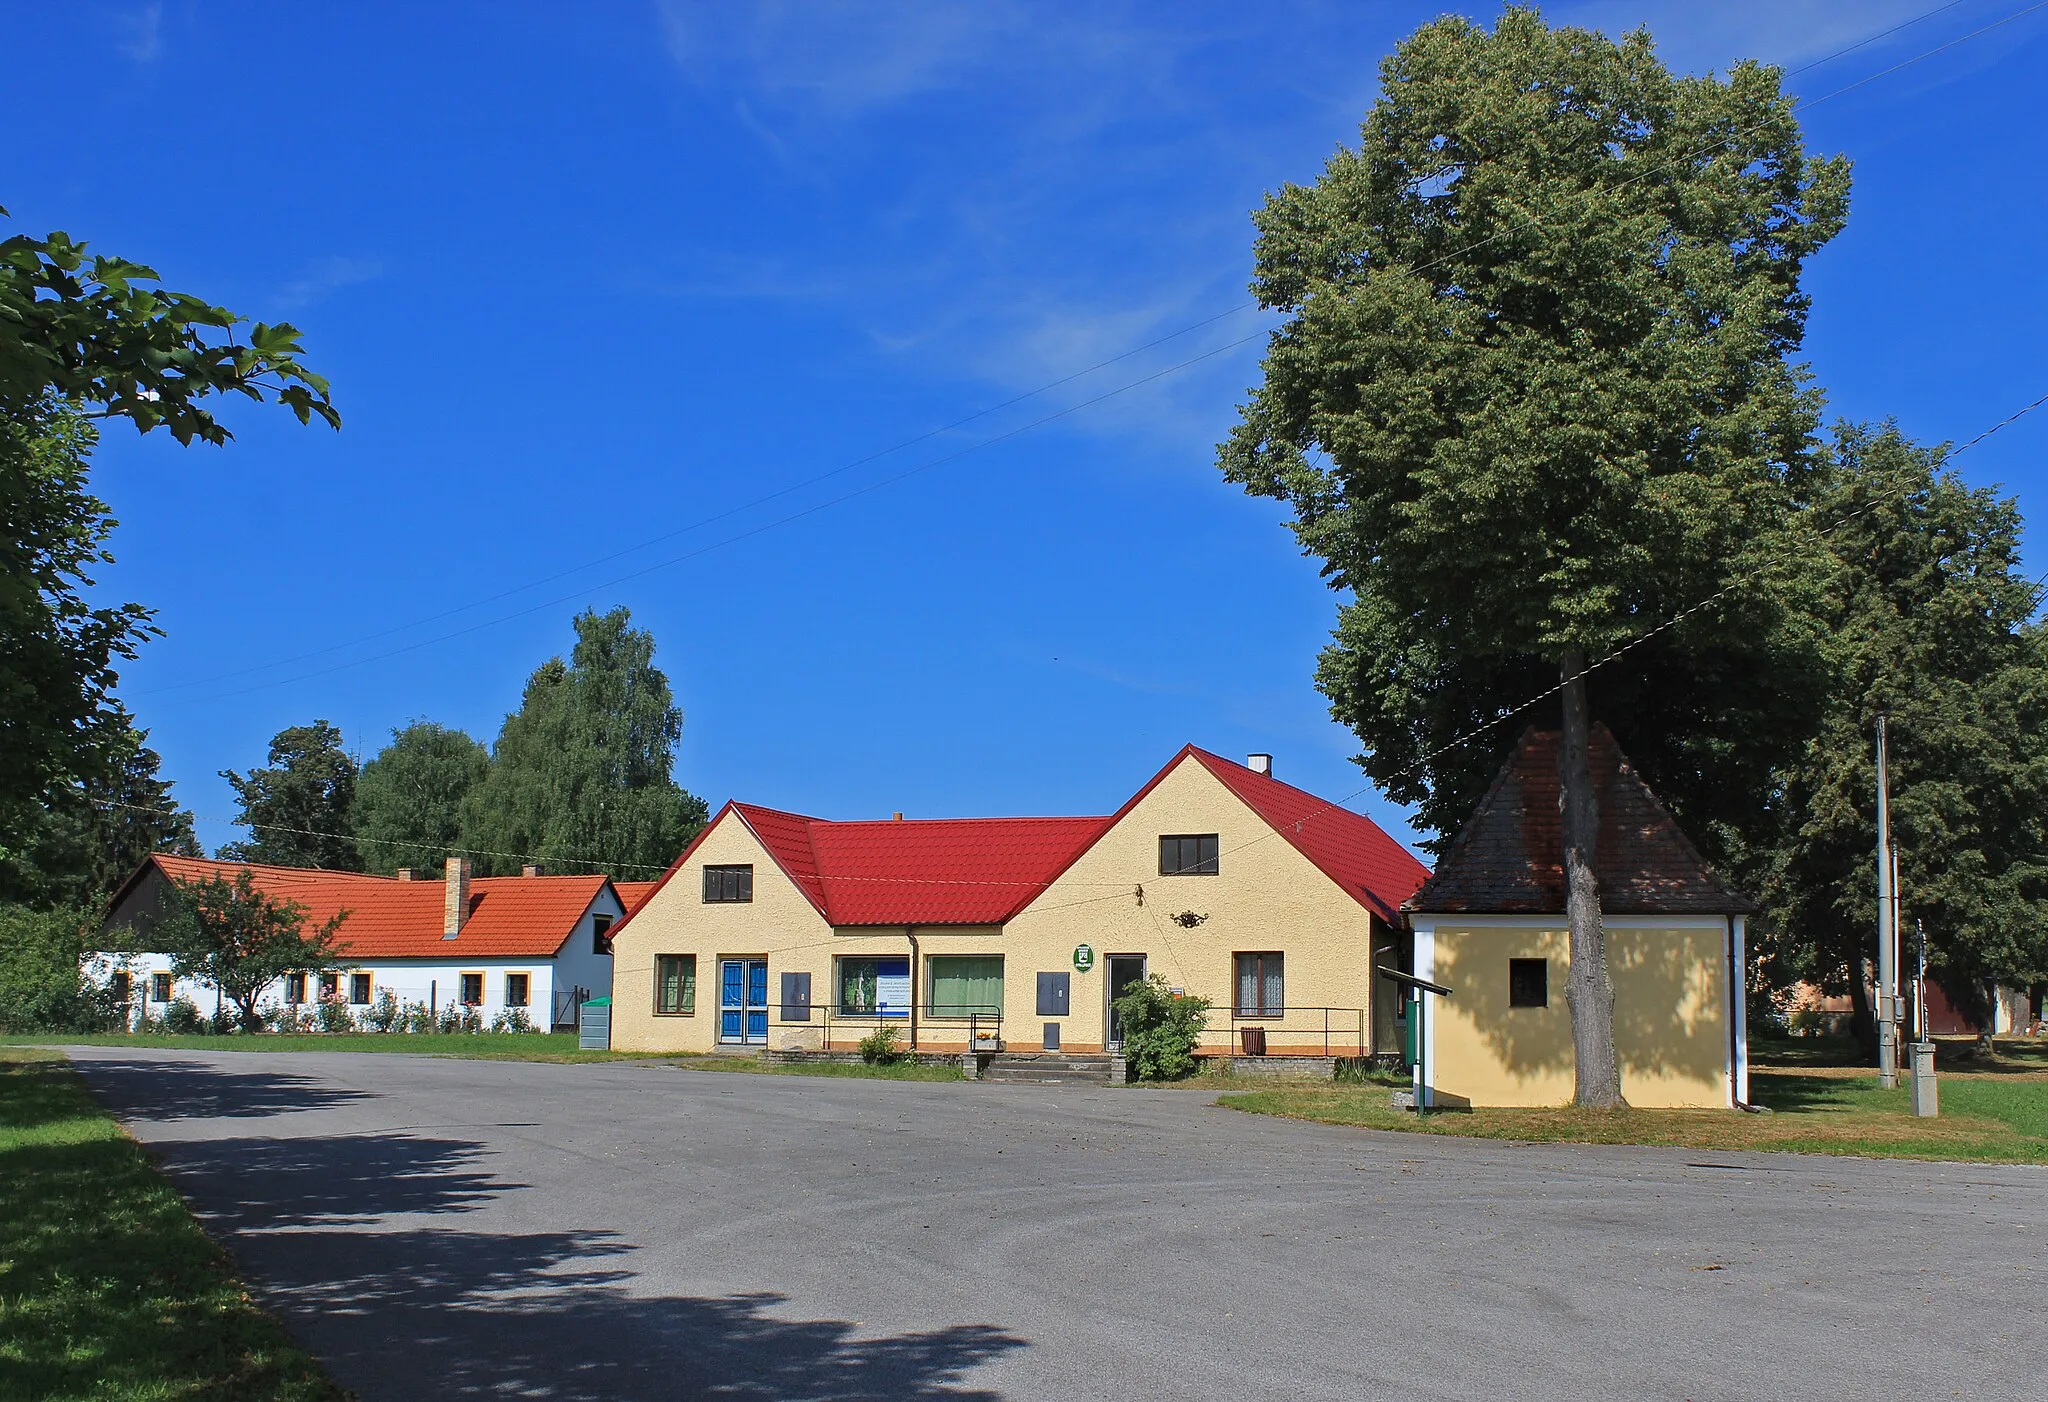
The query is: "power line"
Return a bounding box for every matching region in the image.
[133,2,2028,707]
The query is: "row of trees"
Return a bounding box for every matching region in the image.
[220,607,708,881]
[1222,10,2048,1095]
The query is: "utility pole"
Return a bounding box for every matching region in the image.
[1875,713,1899,1089]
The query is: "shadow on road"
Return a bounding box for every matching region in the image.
[268,1226,1022,1400]
[74,1056,373,1121]
[169,1131,505,1226]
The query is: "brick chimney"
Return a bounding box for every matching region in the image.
[521,863,543,877]
[444,857,471,939]
[395,867,416,881]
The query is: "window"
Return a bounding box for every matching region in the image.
[838,957,910,1016]
[928,956,1004,1018]
[285,972,307,1004]
[592,913,614,955]
[1234,952,1285,1017]
[110,971,131,1004]
[655,954,696,1014]
[149,971,172,1003]
[703,865,754,903]
[1159,834,1220,875]
[349,973,371,1005]
[460,972,484,1006]
[318,971,340,1001]
[1509,958,1548,1008]
[505,972,530,1008]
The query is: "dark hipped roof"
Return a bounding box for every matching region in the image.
[1404,725,1754,917]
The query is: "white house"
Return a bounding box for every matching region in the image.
[95,855,625,1030]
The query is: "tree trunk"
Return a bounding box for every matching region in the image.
[1559,649,1625,1108]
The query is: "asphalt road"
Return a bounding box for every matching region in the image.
[61,1047,2048,1401]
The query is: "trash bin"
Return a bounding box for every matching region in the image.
[1240,1026,1267,1056]
[579,997,612,1051]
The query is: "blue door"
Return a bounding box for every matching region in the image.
[720,959,768,1044]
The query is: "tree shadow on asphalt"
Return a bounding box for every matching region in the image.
[73,1056,373,1121]
[160,1129,1027,1399]
[265,1226,1023,1401]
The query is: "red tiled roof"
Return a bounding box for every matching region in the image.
[1180,748,1432,921]
[609,746,1430,933]
[613,881,659,915]
[135,856,608,958]
[1403,726,1755,916]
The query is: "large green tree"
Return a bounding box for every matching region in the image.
[0,725,197,909]
[354,721,490,874]
[1218,9,1847,1104]
[462,608,707,879]
[1,210,334,881]
[218,721,361,870]
[160,870,346,1034]
[1755,425,2048,1041]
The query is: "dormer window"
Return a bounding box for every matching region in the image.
[1158,834,1219,876]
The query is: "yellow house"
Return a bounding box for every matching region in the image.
[606,746,1431,1061]
[1404,726,1753,1109]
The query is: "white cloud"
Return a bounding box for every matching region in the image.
[275,256,384,313]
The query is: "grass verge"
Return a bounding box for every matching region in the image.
[1,1032,664,1063]
[679,1056,964,1082]
[1218,1063,2048,1164]
[0,1048,344,1400]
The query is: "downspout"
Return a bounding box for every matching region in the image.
[906,925,919,1051]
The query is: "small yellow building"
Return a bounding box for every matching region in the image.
[607,747,1431,1060]
[1404,726,1753,1109]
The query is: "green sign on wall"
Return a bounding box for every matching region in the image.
[1072,943,1096,972]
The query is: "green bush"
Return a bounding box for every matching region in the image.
[163,997,207,1034]
[314,995,354,1034]
[492,1007,535,1033]
[858,1023,907,1065]
[0,906,120,1033]
[1113,974,1210,1081]
[402,1000,434,1034]
[362,988,402,1033]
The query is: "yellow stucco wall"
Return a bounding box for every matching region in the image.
[608,756,1392,1056]
[1428,921,1731,1108]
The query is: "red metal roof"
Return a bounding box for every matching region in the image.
[609,746,1430,932]
[136,856,609,958]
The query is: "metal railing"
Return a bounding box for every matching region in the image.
[1195,1006,1370,1058]
[769,1001,1003,1052]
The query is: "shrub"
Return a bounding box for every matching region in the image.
[363,988,402,1033]
[1113,973,1210,1081]
[0,905,120,1033]
[858,1024,907,1065]
[402,1000,434,1034]
[314,993,354,1033]
[163,997,207,1034]
[491,1007,535,1034]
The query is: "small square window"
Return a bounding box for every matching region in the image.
[460,972,484,1006]
[150,972,172,1003]
[1509,958,1548,1009]
[349,972,371,1005]
[505,973,530,1008]
[1159,834,1220,875]
[703,865,754,903]
[318,971,340,1001]
[285,972,307,1004]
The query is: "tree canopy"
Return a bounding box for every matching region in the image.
[160,870,346,1033]
[1218,9,1849,1102]
[218,721,361,870]
[462,607,707,879]
[0,725,197,909]
[1754,425,2048,1034]
[353,721,490,875]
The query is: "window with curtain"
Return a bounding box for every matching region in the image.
[1234,952,1284,1017]
[150,972,171,1002]
[928,956,1004,1017]
[349,973,371,1005]
[655,954,696,1014]
[285,972,306,1004]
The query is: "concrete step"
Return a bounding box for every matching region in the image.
[982,1053,1113,1085]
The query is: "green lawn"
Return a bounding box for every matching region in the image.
[1219,1059,2048,1164]
[680,1055,964,1082]
[0,1048,344,1400]
[2,1031,666,1063]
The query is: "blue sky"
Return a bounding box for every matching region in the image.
[10,1,2046,859]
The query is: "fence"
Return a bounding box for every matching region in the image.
[1192,1006,1370,1058]
[768,1002,1003,1052]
